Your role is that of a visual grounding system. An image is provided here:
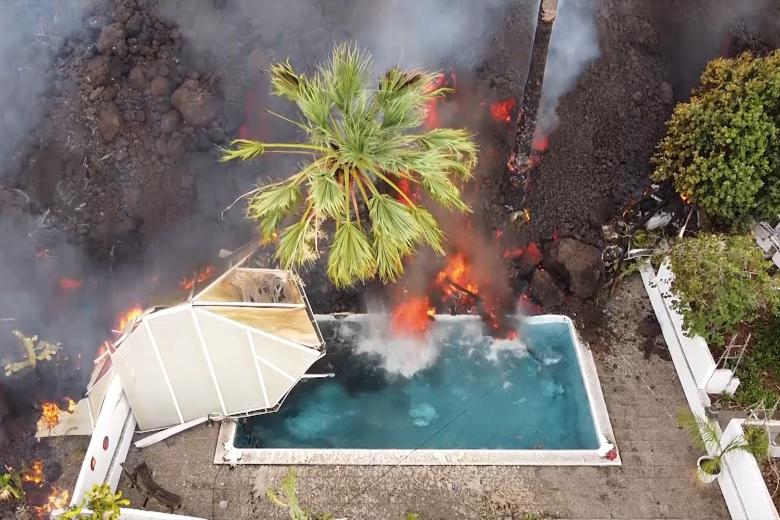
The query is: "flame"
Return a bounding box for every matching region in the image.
[489,98,516,123]
[116,307,143,332]
[22,460,44,485]
[392,296,435,336]
[40,402,60,431]
[435,252,479,298]
[179,264,216,291]
[57,277,83,291]
[34,487,70,517]
[65,398,76,414]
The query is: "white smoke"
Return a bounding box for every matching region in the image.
[338,314,527,377]
[536,0,599,132]
[0,2,87,178]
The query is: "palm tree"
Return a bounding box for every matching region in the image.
[221,43,478,287]
[678,411,769,483]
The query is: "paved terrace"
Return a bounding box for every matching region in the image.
[108,277,727,519]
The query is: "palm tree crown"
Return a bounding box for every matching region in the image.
[221,43,478,287]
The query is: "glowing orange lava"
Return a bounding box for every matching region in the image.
[392,296,435,336]
[531,131,549,153]
[34,487,70,517]
[57,277,83,291]
[40,402,60,431]
[179,264,216,291]
[22,460,43,485]
[489,98,516,123]
[116,307,143,332]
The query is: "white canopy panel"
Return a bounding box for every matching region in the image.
[111,268,324,431]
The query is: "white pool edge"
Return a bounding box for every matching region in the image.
[215,314,620,466]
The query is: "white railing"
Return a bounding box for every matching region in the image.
[720,419,780,520]
[640,260,778,520]
[642,260,739,398]
[69,374,136,507]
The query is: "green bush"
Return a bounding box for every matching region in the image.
[667,233,779,345]
[732,316,780,408]
[652,51,780,223]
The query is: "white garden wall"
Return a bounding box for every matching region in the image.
[641,260,778,520]
[721,419,779,520]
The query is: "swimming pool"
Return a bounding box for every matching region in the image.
[216,314,618,465]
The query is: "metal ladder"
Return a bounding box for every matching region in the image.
[716,332,751,375]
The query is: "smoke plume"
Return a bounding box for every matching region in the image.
[536,0,599,132]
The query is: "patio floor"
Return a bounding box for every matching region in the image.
[114,276,728,519]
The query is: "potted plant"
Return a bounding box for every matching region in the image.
[679,411,769,483]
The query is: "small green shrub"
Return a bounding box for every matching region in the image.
[667,233,779,345]
[732,317,780,407]
[58,484,129,519]
[0,469,24,502]
[652,51,780,224]
[743,425,770,462]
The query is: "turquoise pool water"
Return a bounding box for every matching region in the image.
[235,317,599,450]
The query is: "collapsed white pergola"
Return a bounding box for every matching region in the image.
[54,248,325,516]
[99,259,325,431]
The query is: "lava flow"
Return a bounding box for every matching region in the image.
[489,98,517,123]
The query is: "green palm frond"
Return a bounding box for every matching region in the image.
[309,170,344,219]
[297,74,332,128]
[369,194,422,282]
[223,43,478,287]
[417,128,478,177]
[270,60,305,101]
[323,43,372,111]
[328,222,376,287]
[368,194,420,246]
[678,410,721,453]
[219,139,266,162]
[410,206,445,255]
[418,169,470,212]
[248,181,301,218]
[275,217,318,269]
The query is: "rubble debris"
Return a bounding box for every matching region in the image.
[530,268,563,308]
[543,238,604,298]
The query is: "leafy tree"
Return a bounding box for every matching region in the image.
[652,51,780,223]
[221,43,478,287]
[58,484,129,519]
[667,233,779,345]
